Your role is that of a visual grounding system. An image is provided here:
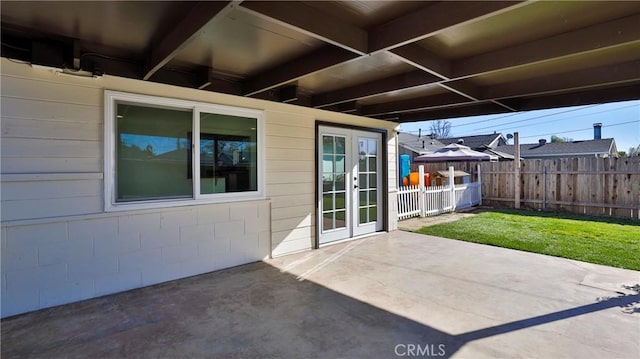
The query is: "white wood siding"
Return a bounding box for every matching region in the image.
[0,58,398,317]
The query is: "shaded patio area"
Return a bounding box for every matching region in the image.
[2,231,639,358]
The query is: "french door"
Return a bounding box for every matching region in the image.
[318,126,383,245]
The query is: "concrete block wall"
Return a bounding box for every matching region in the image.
[1,201,270,317]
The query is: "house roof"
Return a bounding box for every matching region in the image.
[398,132,444,155]
[439,133,506,149]
[499,138,617,157]
[1,1,639,122]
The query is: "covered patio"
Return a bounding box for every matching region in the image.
[3,231,638,358]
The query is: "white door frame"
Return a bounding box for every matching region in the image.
[317,124,385,246]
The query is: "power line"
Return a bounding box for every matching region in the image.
[490,104,639,132]
[520,120,639,139]
[471,104,602,132]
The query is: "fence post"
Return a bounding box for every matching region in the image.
[543,166,547,210]
[477,163,482,206]
[418,165,425,217]
[514,132,521,209]
[449,166,456,212]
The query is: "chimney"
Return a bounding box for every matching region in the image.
[593,123,602,140]
[538,139,546,145]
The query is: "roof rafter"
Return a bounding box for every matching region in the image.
[143,1,238,80]
[398,102,509,123]
[312,70,440,108]
[242,45,359,96]
[453,14,640,79]
[501,82,640,111]
[238,1,367,55]
[389,43,451,80]
[369,1,525,52]
[479,60,640,100]
[359,93,472,117]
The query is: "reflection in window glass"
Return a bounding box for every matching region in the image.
[200,113,257,194]
[117,104,193,201]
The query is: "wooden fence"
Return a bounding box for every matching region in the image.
[480,157,640,219]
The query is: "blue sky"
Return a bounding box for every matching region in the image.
[399,99,640,152]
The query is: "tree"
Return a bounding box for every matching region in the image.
[429,120,451,139]
[628,144,640,157]
[550,135,573,143]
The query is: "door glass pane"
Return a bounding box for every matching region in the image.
[368,139,377,155]
[323,136,333,154]
[199,113,257,194]
[323,194,334,210]
[323,174,333,192]
[335,174,345,191]
[369,190,377,206]
[323,155,334,173]
[116,103,193,201]
[368,157,376,171]
[335,210,346,229]
[323,212,334,231]
[335,192,346,209]
[358,139,367,156]
[369,174,377,189]
[359,157,367,171]
[359,174,367,188]
[335,137,346,154]
[335,155,345,173]
[370,206,377,223]
[359,207,368,224]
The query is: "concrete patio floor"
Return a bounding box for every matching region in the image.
[2,230,639,358]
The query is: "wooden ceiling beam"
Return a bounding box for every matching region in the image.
[369,1,524,52]
[239,1,367,55]
[389,43,452,80]
[501,83,640,111]
[311,70,440,108]
[242,45,359,96]
[397,102,509,123]
[454,14,640,79]
[360,93,471,116]
[143,1,237,80]
[479,60,640,100]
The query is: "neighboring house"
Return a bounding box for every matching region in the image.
[500,138,618,159]
[397,132,444,161]
[398,132,512,161]
[438,133,508,150]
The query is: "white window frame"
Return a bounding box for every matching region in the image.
[104,90,265,211]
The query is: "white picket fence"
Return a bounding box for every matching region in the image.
[398,165,482,220]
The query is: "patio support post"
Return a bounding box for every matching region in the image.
[449,166,456,212]
[418,165,426,217]
[514,132,521,209]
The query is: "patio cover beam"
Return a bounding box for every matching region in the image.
[311,70,441,108]
[242,45,358,96]
[368,1,525,52]
[501,83,640,111]
[398,102,509,123]
[479,60,640,100]
[359,93,473,117]
[453,14,640,79]
[143,1,237,80]
[238,1,368,55]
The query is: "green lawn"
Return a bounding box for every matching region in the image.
[415,210,640,270]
